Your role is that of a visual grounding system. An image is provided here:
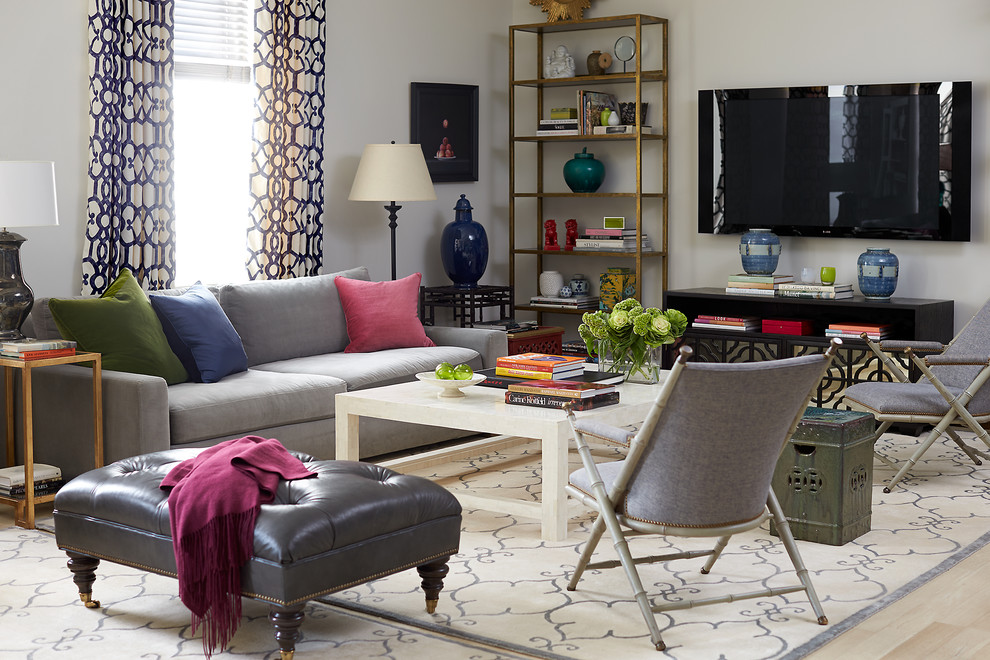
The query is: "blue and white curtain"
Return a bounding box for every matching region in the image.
[247,0,326,280]
[83,0,176,294]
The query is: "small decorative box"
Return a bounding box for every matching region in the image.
[762,318,814,335]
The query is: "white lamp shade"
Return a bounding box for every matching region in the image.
[0,161,59,228]
[348,144,437,202]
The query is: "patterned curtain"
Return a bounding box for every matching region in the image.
[83,0,175,295]
[247,0,326,280]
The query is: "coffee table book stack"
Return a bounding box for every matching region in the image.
[494,352,585,380]
[505,380,618,411]
[825,322,894,341]
[1,338,76,360]
[724,273,793,296]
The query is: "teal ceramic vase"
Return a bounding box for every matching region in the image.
[563,147,605,193]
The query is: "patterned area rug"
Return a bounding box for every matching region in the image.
[2,432,989,659]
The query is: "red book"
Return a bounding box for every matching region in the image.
[495,352,586,373]
[695,314,759,324]
[507,379,616,398]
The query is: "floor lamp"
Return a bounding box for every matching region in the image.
[0,162,59,340]
[348,143,436,280]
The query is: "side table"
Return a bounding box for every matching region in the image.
[1,351,103,529]
[507,326,565,355]
[419,284,512,327]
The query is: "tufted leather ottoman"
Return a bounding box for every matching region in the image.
[53,449,462,660]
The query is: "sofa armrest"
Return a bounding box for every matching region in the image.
[424,326,508,369]
[2,365,171,479]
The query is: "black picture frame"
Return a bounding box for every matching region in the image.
[410,82,479,183]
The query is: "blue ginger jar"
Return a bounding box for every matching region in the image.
[738,228,781,275]
[441,194,489,288]
[857,247,899,299]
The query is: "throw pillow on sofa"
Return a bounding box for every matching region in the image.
[336,272,436,353]
[150,284,248,383]
[48,270,188,384]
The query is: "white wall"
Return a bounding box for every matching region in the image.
[2,0,988,332]
[0,0,511,297]
[513,0,990,331]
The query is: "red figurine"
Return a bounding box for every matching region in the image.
[564,218,578,251]
[543,219,560,250]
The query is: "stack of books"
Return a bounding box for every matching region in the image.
[472,319,538,334]
[505,379,619,411]
[573,227,650,252]
[528,294,600,309]
[535,118,579,136]
[577,90,618,135]
[776,283,854,300]
[691,315,762,332]
[495,352,586,380]
[825,322,894,341]
[0,463,63,498]
[560,338,591,359]
[1,338,77,360]
[477,367,622,389]
[724,273,793,296]
[591,124,653,135]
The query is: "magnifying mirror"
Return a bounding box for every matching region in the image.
[614,35,635,72]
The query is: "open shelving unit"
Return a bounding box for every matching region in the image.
[509,14,668,324]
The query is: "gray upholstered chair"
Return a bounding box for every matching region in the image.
[842,299,990,492]
[564,341,839,652]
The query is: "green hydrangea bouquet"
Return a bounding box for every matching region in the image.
[578,298,688,383]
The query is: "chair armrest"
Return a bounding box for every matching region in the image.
[424,326,508,369]
[15,365,171,479]
[924,354,990,366]
[878,339,946,354]
[572,418,635,447]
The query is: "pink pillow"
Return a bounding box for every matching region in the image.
[336,272,436,353]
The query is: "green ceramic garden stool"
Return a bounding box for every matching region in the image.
[770,407,876,545]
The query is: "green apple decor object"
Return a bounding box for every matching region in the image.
[563,147,605,193]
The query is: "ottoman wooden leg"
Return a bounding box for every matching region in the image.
[65,551,101,609]
[417,557,451,614]
[269,602,306,660]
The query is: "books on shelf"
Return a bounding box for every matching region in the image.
[476,367,623,389]
[777,283,854,293]
[528,295,600,309]
[472,319,538,332]
[507,379,616,398]
[724,286,776,296]
[496,352,586,373]
[777,290,854,300]
[726,273,795,284]
[505,390,620,411]
[536,129,580,136]
[582,228,637,238]
[539,118,579,128]
[574,236,650,249]
[0,463,61,488]
[1,338,76,353]
[825,322,894,340]
[577,90,618,135]
[692,315,761,331]
[591,125,653,135]
[692,321,759,332]
[0,477,63,497]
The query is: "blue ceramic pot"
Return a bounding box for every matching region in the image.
[738,229,781,275]
[563,147,605,193]
[857,247,899,299]
[441,194,489,289]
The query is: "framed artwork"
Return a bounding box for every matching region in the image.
[410,82,479,183]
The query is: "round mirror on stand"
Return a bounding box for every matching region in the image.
[614,35,635,73]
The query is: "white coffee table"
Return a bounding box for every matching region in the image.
[335,378,663,541]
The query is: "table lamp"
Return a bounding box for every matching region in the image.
[0,161,59,340]
[348,142,436,280]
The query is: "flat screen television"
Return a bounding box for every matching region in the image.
[698,81,971,241]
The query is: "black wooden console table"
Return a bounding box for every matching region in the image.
[663,288,954,407]
[419,285,512,328]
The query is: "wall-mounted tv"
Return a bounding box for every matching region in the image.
[698,81,971,241]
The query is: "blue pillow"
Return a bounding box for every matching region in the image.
[150,284,248,383]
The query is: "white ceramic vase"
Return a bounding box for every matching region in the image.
[539,270,564,297]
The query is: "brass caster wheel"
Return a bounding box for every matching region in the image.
[818,615,829,625]
[81,594,101,609]
[425,599,438,614]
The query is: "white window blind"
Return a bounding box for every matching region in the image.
[174,0,252,81]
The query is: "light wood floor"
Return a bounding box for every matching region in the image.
[805,538,990,659]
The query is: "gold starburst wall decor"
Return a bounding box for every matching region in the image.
[530,0,592,23]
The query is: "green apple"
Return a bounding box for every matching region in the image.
[434,362,455,380]
[453,364,474,380]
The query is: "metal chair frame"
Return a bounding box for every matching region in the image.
[564,342,840,652]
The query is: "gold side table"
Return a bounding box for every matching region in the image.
[1,351,103,529]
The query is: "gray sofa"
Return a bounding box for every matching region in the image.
[5,266,507,479]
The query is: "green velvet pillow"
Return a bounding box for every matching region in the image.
[48,270,188,385]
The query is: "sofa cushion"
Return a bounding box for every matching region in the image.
[336,272,435,353]
[167,369,347,446]
[149,284,248,383]
[47,270,188,385]
[218,266,369,366]
[252,345,481,391]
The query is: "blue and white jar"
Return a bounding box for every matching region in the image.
[857,248,899,300]
[568,274,590,295]
[739,229,781,275]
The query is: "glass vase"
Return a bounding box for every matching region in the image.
[597,341,663,384]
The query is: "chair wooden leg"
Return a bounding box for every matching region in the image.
[567,512,607,591]
[766,492,827,625]
[269,602,305,660]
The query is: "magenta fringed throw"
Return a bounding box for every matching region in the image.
[160,436,316,657]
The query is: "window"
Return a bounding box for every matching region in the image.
[173,0,253,285]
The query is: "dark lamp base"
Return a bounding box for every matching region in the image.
[0,230,34,341]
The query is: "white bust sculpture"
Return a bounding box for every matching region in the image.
[544,45,575,79]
